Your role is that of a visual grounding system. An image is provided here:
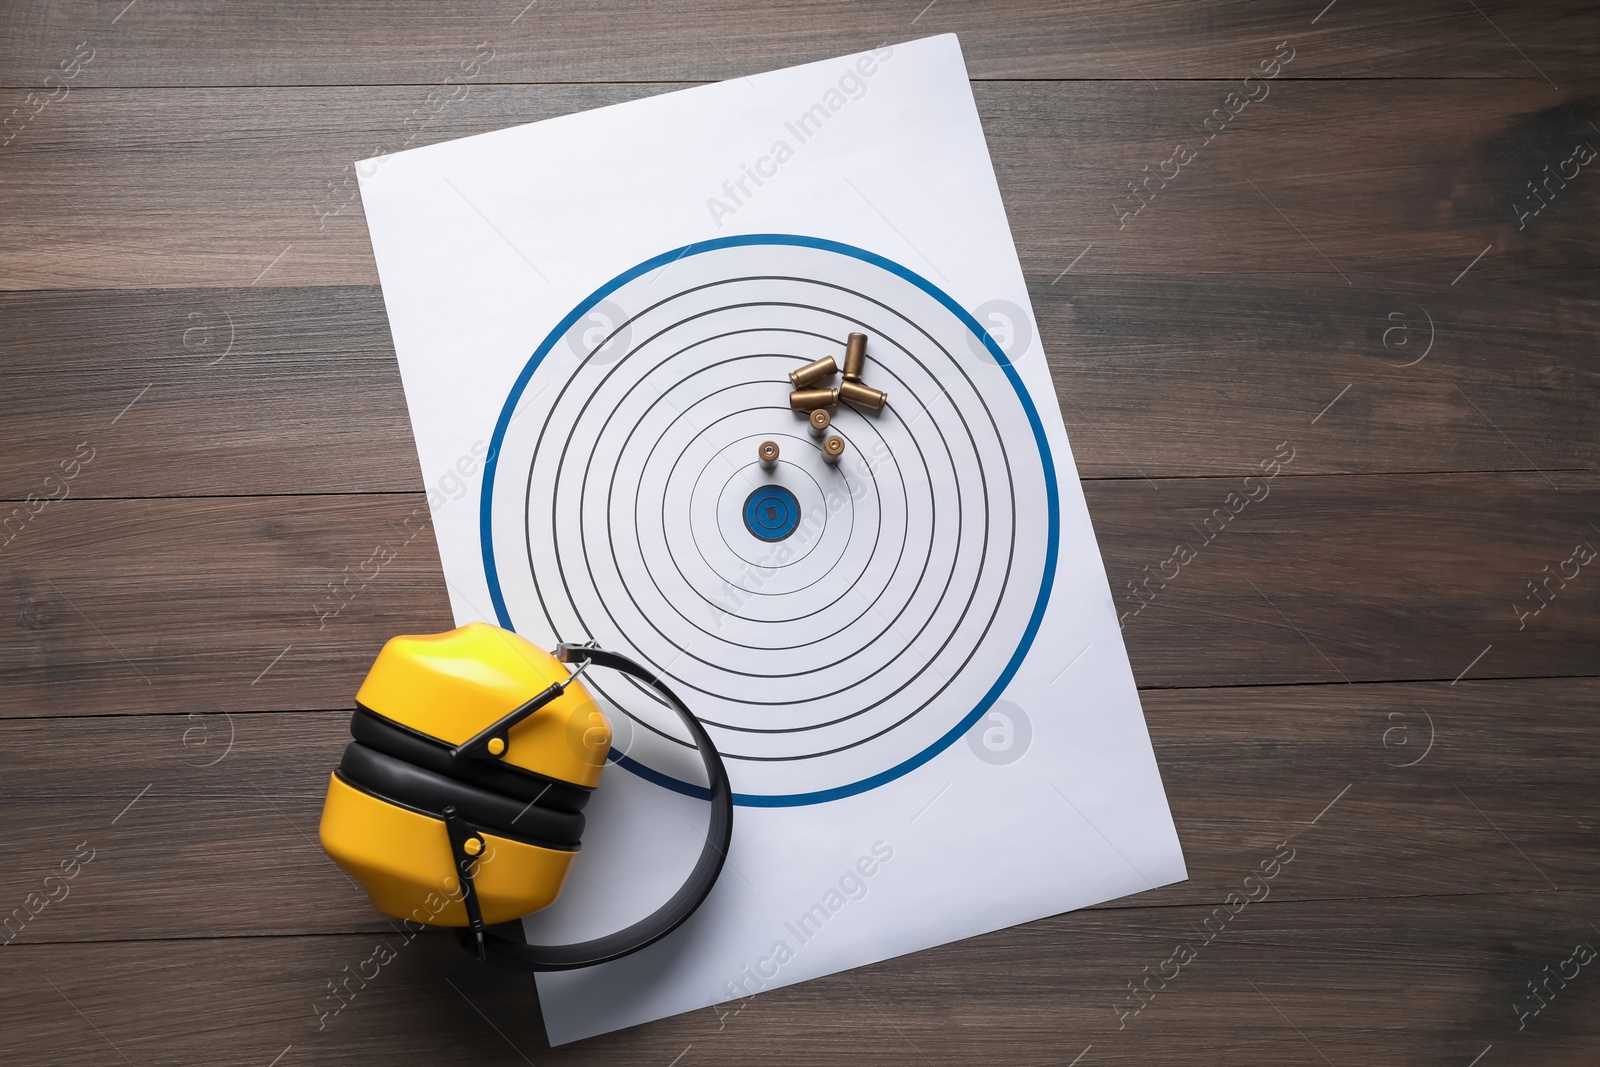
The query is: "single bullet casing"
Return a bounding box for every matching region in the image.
[823,435,846,463]
[789,387,838,411]
[789,355,839,389]
[838,379,887,411]
[759,440,780,466]
[808,407,831,436]
[843,333,867,382]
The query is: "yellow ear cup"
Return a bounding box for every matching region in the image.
[319,774,573,926]
[355,622,611,787]
[320,623,612,929]
[320,633,732,971]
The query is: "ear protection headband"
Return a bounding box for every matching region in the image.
[318,622,733,970]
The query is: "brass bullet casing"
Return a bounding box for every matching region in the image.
[789,387,838,411]
[789,355,839,389]
[838,379,887,411]
[843,333,867,382]
[759,440,780,467]
[822,435,846,463]
[808,408,831,436]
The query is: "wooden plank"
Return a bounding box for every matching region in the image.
[0,286,414,498]
[2,891,1596,1064]
[1049,270,1600,480]
[1,79,1595,289]
[1,476,1595,716]
[0,710,395,942]
[1104,470,1600,687]
[2,272,1593,500]
[0,495,452,718]
[0,679,1594,944]
[0,0,1592,86]
[0,4,1593,1065]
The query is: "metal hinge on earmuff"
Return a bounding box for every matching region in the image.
[441,805,489,959]
[449,655,594,764]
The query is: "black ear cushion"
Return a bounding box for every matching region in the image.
[338,742,583,850]
[351,707,592,814]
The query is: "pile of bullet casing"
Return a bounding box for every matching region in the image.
[777,332,888,465]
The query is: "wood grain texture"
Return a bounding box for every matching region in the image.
[1,0,1594,85]
[2,2,1597,1062]
[0,271,1593,495]
[0,286,414,498]
[1104,470,1600,687]
[1,679,1595,945]
[1,272,1594,498]
[1,476,1595,718]
[1,495,452,717]
[3,891,1598,1065]
[1,79,1595,289]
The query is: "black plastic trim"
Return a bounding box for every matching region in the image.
[336,745,583,849]
[352,705,592,814]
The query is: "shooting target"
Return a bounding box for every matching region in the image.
[481,235,1058,806]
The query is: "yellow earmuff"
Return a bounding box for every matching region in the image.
[319,622,608,926]
[318,622,734,970]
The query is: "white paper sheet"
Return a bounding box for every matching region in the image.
[357,34,1185,1044]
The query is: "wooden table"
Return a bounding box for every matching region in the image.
[3,3,1596,1063]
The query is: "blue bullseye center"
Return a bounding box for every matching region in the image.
[743,484,801,542]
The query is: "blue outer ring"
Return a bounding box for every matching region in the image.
[479,234,1060,807]
[743,484,801,542]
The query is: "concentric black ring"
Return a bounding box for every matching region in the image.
[482,237,1057,808]
[521,277,1010,748]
